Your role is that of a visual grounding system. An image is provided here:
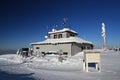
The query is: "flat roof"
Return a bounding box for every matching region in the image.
[31,37,93,45]
[48,28,78,34]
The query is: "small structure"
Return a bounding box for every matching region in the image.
[83,50,101,72]
[58,54,64,63]
[17,48,29,57]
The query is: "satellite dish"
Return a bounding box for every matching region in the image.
[52,28,57,32]
[45,35,48,39]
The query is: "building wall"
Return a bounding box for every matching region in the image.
[50,32,67,39]
[71,43,93,56]
[71,43,82,55]
[32,43,72,56]
[82,43,93,50]
[32,43,93,56]
[49,31,77,39]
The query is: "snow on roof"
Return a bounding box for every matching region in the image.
[31,37,93,45]
[48,28,77,34]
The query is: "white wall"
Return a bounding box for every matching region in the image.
[71,43,82,55]
[32,43,72,56]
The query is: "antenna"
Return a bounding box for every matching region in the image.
[45,26,49,39]
[55,25,58,30]
[46,25,48,35]
[63,18,67,28]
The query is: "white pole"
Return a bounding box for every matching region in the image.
[102,22,107,50]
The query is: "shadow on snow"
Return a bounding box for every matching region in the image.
[0,70,42,80]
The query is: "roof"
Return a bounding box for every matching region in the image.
[48,28,77,34]
[31,37,93,45]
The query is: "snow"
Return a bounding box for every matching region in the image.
[48,28,78,34]
[0,51,120,80]
[31,37,92,45]
[0,54,23,63]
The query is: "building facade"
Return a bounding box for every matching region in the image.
[31,28,93,56]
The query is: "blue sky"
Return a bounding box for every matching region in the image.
[0,0,120,50]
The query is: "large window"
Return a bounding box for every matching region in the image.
[58,34,62,38]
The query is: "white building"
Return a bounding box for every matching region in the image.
[31,27,93,56]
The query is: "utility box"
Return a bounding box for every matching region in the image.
[83,51,101,72]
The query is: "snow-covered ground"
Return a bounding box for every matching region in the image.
[0,51,120,80]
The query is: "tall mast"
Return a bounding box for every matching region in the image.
[101,22,107,50]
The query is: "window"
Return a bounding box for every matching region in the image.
[54,35,57,39]
[63,52,68,55]
[36,47,39,49]
[58,34,62,38]
[67,33,69,38]
[70,33,75,37]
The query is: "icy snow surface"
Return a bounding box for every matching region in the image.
[0,51,120,80]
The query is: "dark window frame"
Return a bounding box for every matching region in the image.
[54,34,57,39]
[36,47,39,49]
[58,34,62,38]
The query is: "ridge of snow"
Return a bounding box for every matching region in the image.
[31,37,93,45]
[0,54,23,63]
[48,28,77,34]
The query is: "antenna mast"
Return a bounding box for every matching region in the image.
[63,18,67,28]
[45,26,49,39]
[101,22,107,50]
